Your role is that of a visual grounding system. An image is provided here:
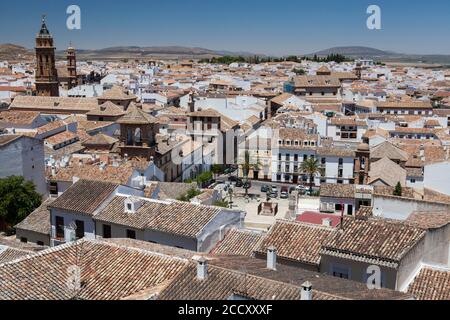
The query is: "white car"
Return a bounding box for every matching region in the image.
[295,185,307,191]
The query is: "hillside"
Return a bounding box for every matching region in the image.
[0,44,34,62]
[310,46,390,57]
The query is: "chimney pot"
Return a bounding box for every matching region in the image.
[267,246,277,270]
[196,257,208,280]
[301,281,313,300]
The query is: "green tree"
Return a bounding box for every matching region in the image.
[393,182,403,197]
[240,151,261,197]
[300,158,322,194]
[211,164,224,179]
[177,187,202,202]
[293,68,306,75]
[195,171,213,188]
[213,200,230,208]
[0,176,42,230]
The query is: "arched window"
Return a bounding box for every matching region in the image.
[135,128,142,145]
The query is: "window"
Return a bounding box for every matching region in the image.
[410,179,416,184]
[286,154,290,161]
[127,229,136,239]
[303,155,308,161]
[37,241,44,246]
[278,153,282,161]
[20,237,28,243]
[338,158,344,166]
[55,216,64,239]
[103,225,112,239]
[75,220,85,239]
[294,154,299,162]
[332,266,350,279]
[50,182,58,196]
[321,158,326,165]
[335,204,343,211]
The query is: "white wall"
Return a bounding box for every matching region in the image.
[424,162,450,196]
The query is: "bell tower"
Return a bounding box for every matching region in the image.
[67,43,77,90]
[35,15,59,97]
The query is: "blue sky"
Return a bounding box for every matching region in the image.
[0,0,449,55]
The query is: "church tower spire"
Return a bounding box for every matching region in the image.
[35,15,59,96]
[67,42,77,90]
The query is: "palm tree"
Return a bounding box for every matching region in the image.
[240,151,261,197]
[300,158,321,194]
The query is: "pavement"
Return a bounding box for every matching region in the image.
[217,174,294,231]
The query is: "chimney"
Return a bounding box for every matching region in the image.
[266,246,277,271]
[322,218,332,227]
[301,281,313,300]
[196,257,208,280]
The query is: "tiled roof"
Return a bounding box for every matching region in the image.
[81,133,118,146]
[408,267,450,300]
[368,157,407,187]
[15,199,54,235]
[270,93,295,105]
[317,147,355,157]
[322,218,426,268]
[95,196,224,239]
[320,184,355,199]
[211,229,264,257]
[0,247,31,264]
[158,260,338,300]
[117,103,157,124]
[159,255,411,300]
[44,131,79,146]
[99,85,137,101]
[294,76,341,88]
[86,101,125,117]
[0,110,40,125]
[255,220,334,266]
[144,182,198,200]
[355,206,373,220]
[49,162,136,185]
[377,101,433,109]
[406,211,450,230]
[94,196,164,230]
[145,201,222,238]
[10,96,98,113]
[49,179,118,215]
[0,239,187,300]
[371,141,409,162]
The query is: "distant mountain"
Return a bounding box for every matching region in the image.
[54,46,262,60]
[310,46,391,58]
[308,46,450,66]
[0,44,34,62]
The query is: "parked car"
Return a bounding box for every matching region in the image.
[296,185,307,191]
[271,185,278,193]
[235,179,244,187]
[261,184,270,193]
[268,191,278,199]
[280,186,289,199]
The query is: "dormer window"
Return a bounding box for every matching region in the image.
[124,197,143,214]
